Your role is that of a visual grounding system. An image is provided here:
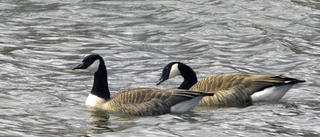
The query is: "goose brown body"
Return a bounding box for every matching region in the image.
[102,88,212,115]
[190,74,304,106]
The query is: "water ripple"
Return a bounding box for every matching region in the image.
[0,0,319,136]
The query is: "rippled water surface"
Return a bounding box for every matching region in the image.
[0,0,319,136]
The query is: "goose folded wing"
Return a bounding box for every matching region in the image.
[109,89,213,116]
[168,89,214,105]
[244,75,304,95]
[190,74,249,93]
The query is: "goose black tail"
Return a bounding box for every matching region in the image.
[272,76,306,85]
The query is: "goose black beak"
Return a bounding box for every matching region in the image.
[72,63,84,70]
[156,78,165,85]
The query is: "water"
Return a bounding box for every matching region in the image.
[0,0,319,136]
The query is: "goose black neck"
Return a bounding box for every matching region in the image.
[91,59,110,100]
[177,63,198,90]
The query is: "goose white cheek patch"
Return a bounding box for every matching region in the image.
[87,60,100,73]
[169,63,180,79]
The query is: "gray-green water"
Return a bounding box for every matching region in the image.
[0,0,319,136]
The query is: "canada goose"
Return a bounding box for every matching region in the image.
[73,55,214,116]
[157,62,305,106]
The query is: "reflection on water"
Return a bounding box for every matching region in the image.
[87,110,113,134]
[88,110,110,125]
[0,0,319,136]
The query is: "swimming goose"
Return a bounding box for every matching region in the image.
[157,62,305,106]
[73,55,214,116]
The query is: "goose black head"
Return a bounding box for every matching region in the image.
[73,54,110,100]
[73,54,102,74]
[156,62,181,85]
